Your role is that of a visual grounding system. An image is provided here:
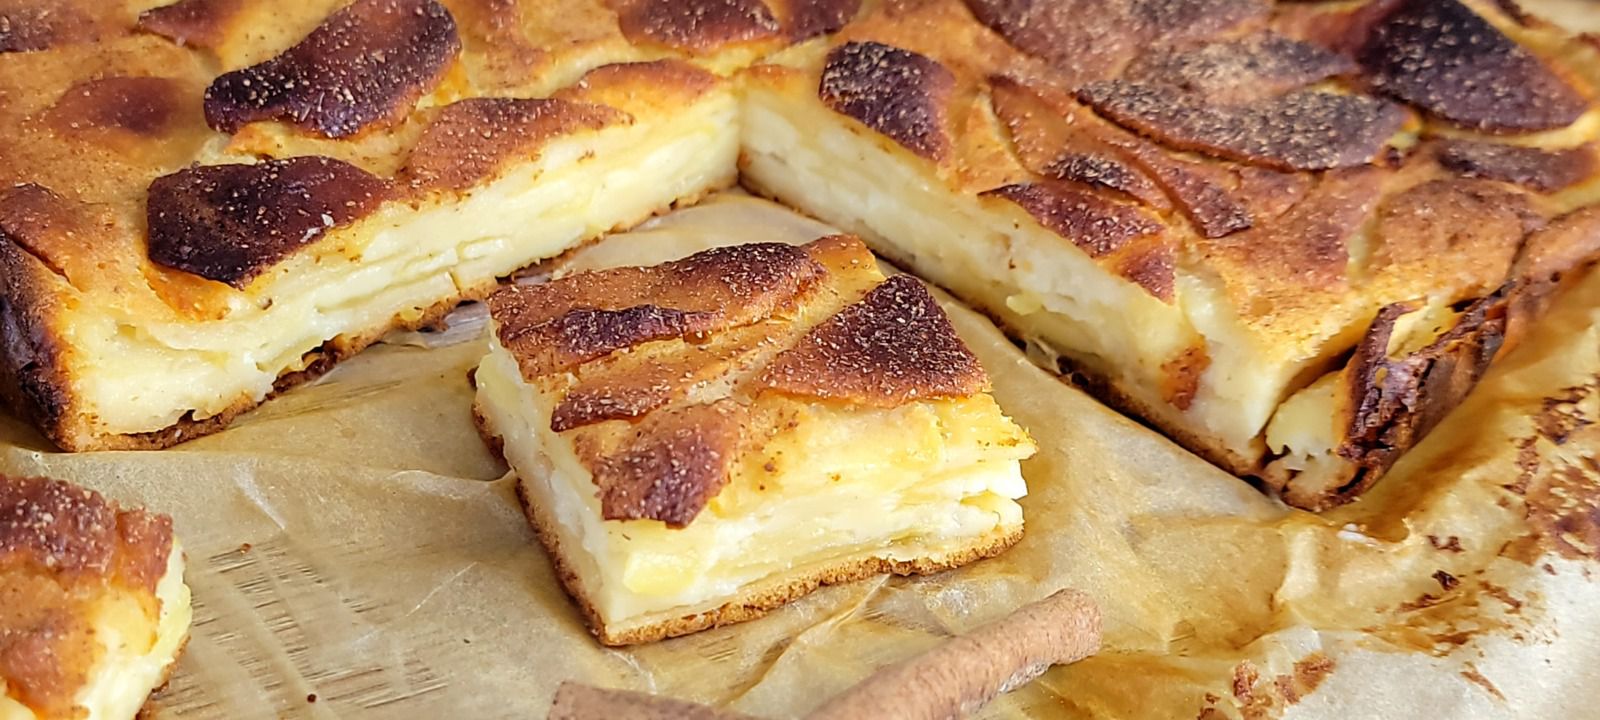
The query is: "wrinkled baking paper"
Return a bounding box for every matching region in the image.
[5,194,1599,720]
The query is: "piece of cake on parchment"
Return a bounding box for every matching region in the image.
[472,234,1035,645]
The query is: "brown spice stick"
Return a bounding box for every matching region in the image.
[805,588,1102,720]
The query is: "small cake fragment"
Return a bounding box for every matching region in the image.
[0,474,193,720]
[473,235,1035,645]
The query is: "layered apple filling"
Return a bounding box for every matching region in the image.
[472,235,1034,643]
[66,69,737,440]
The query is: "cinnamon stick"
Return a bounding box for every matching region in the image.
[805,588,1102,720]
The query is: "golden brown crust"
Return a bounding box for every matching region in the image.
[756,275,989,405]
[552,59,720,115]
[607,0,780,53]
[1358,0,1587,133]
[0,474,176,717]
[767,0,861,41]
[820,40,956,162]
[145,156,391,288]
[203,0,462,137]
[1195,167,1386,329]
[1365,178,1531,299]
[44,76,195,143]
[136,0,250,52]
[399,97,631,193]
[488,242,826,377]
[494,445,1023,646]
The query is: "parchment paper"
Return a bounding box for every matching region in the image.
[5,194,1599,719]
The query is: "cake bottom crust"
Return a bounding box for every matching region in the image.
[473,402,1023,646]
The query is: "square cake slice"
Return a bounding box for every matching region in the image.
[0,475,192,720]
[472,235,1035,645]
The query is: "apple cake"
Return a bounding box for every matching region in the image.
[472,235,1035,644]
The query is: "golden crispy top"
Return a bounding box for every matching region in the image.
[0,474,175,717]
[488,235,990,527]
[755,0,1600,356]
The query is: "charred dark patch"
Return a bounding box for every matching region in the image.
[489,242,826,377]
[986,76,1252,238]
[963,0,1135,85]
[1271,0,1406,57]
[1436,140,1595,194]
[608,0,779,52]
[964,0,1265,84]
[1125,33,1356,104]
[1045,153,1165,207]
[553,380,672,434]
[203,0,461,138]
[820,41,956,162]
[1118,143,1255,238]
[1131,0,1270,42]
[508,304,714,379]
[577,401,746,527]
[1330,289,1512,506]
[550,331,764,432]
[1079,81,1405,171]
[45,77,189,138]
[1504,206,1600,352]
[1359,0,1587,132]
[400,97,629,192]
[137,0,248,50]
[757,275,987,406]
[767,0,860,41]
[983,182,1162,258]
[146,157,390,288]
